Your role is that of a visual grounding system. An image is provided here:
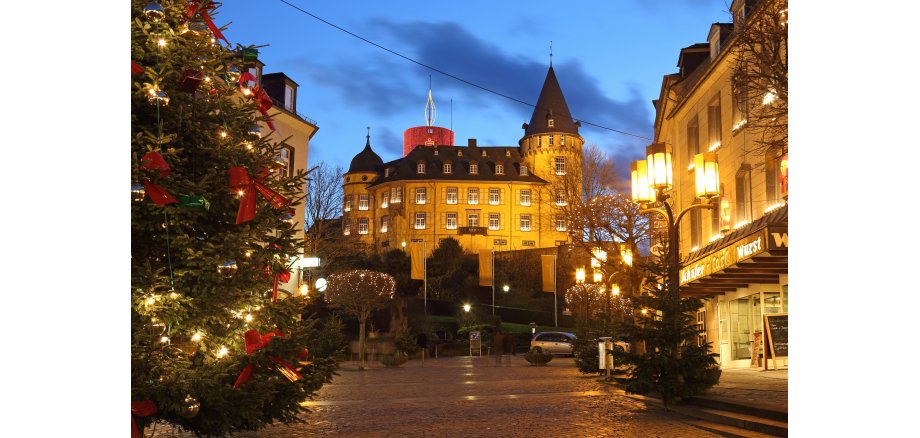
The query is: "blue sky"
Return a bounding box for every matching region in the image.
[217,0,730,180]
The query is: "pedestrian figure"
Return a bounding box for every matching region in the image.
[416,332,428,366]
[502,331,513,365]
[493,331,505,365]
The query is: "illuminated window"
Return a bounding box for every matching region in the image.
[489,188,500,205]
[276,146,293,178]
[548,118,554,127]
[446,187,458,204]
[417,163,426,174]
[391,187,402,203]
[520,165,529,176]
[358,218,369,235]
[470,162,479,175]
[467,212,480,227]
[343,195,352,212]
[415,187,427,205]
[468,188,479,205]
[343,219,350,235]
[385,167,392,178]
[415,212,426,230]
[555,215,566,232]
[555,157,566,175]
[443,162,452,174]
[505,150,511,157]
[380,216,389,233]
[489,213,500,230]
[708,95,722,151]
[548,135,554,146]
[555,190,566,206]
[358,194,369,211]
[381,192,389,208]
[495,164,504,175]
[446,212,457,230]
[520,189,531,206]
[520,214,531,231]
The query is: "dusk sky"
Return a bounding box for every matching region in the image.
[218,0,730,181]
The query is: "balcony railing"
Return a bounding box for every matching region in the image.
[268,96,317,126]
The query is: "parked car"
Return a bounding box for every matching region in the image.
[530,332,576,356]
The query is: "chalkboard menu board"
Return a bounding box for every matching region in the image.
[763,313,788,358]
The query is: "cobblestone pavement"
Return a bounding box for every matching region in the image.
[152,355,721,437]
[703,368,788,409]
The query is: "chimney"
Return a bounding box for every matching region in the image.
[468,138,477,147]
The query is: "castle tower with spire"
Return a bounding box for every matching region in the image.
[519,65,584,184]
[342,128,384,242]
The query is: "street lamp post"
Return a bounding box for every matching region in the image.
[630,144,720,352]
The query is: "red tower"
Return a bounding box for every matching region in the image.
[402,86,454,156]
[403,126,454,156]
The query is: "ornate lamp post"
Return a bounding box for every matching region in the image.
[630,143,720,323]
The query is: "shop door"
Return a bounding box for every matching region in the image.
[718,301,730,363]
[729,294,762,361]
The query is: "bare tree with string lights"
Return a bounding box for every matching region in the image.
[325,270,395,370]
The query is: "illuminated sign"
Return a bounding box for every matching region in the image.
[680,229,777,285]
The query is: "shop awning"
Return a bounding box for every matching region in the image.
[679,205,787,297]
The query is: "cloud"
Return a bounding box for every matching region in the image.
[372,126,403,160]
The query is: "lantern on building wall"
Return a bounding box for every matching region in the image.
[646,143,672,190]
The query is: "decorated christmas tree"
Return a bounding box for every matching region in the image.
[131,1,335,436]
[613,243,719,405]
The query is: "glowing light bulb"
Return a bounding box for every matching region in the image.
[237,190,245,197]
[641,309,649,315]
[245,250,252,257]
[300,284,309,296]
[204,76,211,83]
[245,313,253,322]
[146,297,155,305]
[191,332,203,342]
[219,131,228,139]
[160,336,170,343]
[169,292,178,299]
[217,346,228,358]
[157,38,167,47]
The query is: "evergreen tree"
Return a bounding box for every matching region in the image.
[612,244,719,405]
[131,1,335,435]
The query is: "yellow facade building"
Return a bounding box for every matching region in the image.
[652,0,787,368]
[342,66,583,255]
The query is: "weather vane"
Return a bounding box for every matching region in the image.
[550,40,553,66]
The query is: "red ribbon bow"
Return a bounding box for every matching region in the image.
[272,269,291,303]
[228,167,290,224]
[131,399,157,438]
[233,330,302,389]
[238,72,276,131]
[131,60,144,75]
[139,152,178,205]
[184,0,230,45]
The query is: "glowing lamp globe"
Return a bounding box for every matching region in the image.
[630,160,656,203]
[694,153,721,199]
[646,143,672,190]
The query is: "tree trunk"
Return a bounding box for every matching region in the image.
[359,319,366,370]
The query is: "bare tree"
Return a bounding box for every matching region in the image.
[304,162,344,257]
[564,283,604,325]
[731,0,788,155]
[549,145,651,296]
[325,270,395,370]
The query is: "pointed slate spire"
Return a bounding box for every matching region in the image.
[524,66,579,137]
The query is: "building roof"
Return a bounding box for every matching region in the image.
[686,204,787,262]
[348,136,384,173]
[523,66,579,137]
[368,145,548,187]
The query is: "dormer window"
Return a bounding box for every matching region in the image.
[433,149,439,156]
[384,167,392,178]
[505,150,511,157]
[481,150,487,157]
[417,162,426,174]
[495,163,504,175]
[470,162,479,175]
[283,84,294,112]
[548,118,554,127]
[428,127,433,134]
[520,165,529,176]
[458,150,463,156]
[443,162,452,174]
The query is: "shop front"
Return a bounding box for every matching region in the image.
[680,206,788,369]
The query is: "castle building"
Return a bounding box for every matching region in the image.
[342,65,584,255]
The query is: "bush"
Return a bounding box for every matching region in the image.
[307,316,348,360]
[524,346,554,365]
[395,331,420,356]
